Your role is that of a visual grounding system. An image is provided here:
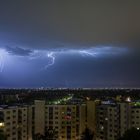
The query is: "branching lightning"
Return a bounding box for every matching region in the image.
[0,55,4,72]
[0,49,5,72]
[79,50,97,57]
[9,46,128,71]
[40,47,128,70]
[45,52,55,69]
[0,46,129,73]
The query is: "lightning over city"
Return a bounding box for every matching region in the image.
[0,1,140,140]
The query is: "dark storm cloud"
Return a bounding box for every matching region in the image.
[4,46,32,56]
[0,0,140,88]
[0,0,140,49]
[45,1,140,45]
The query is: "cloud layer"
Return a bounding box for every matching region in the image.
[0,1,140,49]
[0,1,140,88]
[3,46,32,56]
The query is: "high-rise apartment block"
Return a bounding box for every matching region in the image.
[96,101,140,140]
[31,100,87,140]
[0,100,140,140]
[0,105,28,140]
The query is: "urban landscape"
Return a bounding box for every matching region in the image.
[0,1,140,140]
[0,89,140,140]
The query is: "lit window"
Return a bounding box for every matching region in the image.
[0,122,4,127]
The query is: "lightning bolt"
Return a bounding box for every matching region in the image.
[0,50,5,72]
[0,56,4,72]
[31,47,128,71]
[79,50,98,57]
[45,52,55,69]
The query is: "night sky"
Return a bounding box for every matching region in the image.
[0,1,140,88]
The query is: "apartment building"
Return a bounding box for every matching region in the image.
[0,105,28,140]
[96,101,140,140]
[131,106,140,129]
[30,100,88,140]
[96,102,120,140]
[119,102,131,136]
[0,99,139,140]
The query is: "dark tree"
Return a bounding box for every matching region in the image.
[118,128,140,140]
[0,131,7,140]
[44,128,57,140]
[81,127,94,140]
[34,133,44,140]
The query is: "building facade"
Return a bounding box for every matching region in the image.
[96,101,140,140]
[0,100,140,140]
[0,105,28,140]
[27,100,91,140]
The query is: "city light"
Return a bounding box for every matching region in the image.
[126,97,131,102]
[0,122,4,127]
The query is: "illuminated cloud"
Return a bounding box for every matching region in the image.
[25,46,129,70]
[0,48,12,72]
[0,45,139,88]
[0,46,130,73]
[3,46,32,56]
